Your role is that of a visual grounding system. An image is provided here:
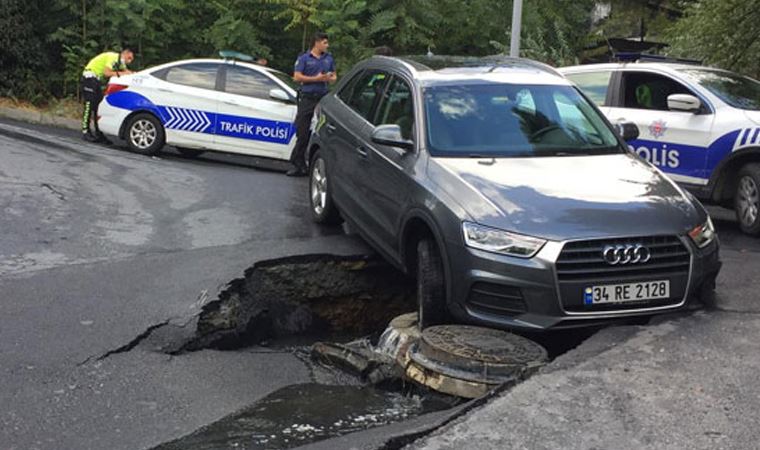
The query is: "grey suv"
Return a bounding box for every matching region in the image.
[307,56,722,330]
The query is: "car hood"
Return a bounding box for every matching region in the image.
[429,153,702,241]
[744,110,760,126]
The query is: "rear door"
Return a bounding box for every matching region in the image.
[215,64,297,159]
[607,70,715,184]
[151,62,221,148]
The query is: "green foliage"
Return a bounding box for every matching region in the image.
[666,0,760,78]
[5,0,756,103]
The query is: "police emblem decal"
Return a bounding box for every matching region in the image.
[649,120,668,139]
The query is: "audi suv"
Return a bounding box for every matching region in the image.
[307,55,722,330]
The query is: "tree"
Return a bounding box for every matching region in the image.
[666,0,760,78]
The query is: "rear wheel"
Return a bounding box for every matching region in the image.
[126,113,164,156]
[176,147,204,158]
[309,150,342,224]
[734,163,760,235]
[417,238,449,329]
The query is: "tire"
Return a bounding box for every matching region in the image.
[734,163,760,235]
[309,150,342,224]
[176,147,204,158]
[125,113,165,156]
[417,238,449,329]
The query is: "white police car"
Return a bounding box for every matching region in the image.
[97,57,298,160]
[560,58,760,235]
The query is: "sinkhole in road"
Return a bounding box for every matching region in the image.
[159,254,615,449]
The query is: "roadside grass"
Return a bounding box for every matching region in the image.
[0,97,81,120]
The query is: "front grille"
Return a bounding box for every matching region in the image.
[556,235,690,283]
[556,235,691,313]
[467,282,526,316]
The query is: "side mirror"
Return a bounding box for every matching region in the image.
[269,88,294,103]
[667,94,701,113]
[371,124,414,151]
[614,121,640,142]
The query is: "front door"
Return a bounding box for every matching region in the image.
[608,70,715,185]
[214,64,297,159]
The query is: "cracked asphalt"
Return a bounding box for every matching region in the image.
[3,117,760,450]
[0,119,372,449]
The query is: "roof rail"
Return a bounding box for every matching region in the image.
[614,52,702,65]
[219,50,254,62]
[400,54,561,76]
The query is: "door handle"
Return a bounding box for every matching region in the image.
[355,146,368,158]
[325,123,337,133]
[222,100,240,106]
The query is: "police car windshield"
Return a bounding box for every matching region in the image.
[424,83,620,157]
[681,69,760,111]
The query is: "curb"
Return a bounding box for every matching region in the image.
[0,106,80,131]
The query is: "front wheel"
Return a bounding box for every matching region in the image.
[309,150,342,225]
[126,113,165,156]
[417,238,449,329]
[734,163,760,235]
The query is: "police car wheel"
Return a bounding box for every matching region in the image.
[309,150,342,225]
[126,113,164,156]
[735,163,760,235]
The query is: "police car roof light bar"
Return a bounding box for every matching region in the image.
[219,50,254,62]
[614,52,702,65]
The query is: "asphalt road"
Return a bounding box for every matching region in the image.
[0,119,372,450]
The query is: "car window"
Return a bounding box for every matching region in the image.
[165,63,219,90]
[564,71,612,106]
[225,65,279,99]
[424,83,620,157]
[680,68,760,111]
[622,72,694,111]
[373,76,414,140]
[343,71,390,120]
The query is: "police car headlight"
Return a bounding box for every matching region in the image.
[688,217,716,248]
[463,222,546,258]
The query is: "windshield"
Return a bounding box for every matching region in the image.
[270,70,299,92]
[681,69,760,111]
[424,83,620,157]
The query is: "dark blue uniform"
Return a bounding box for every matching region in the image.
[290,51,336,173]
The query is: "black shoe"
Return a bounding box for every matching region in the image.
[95,133,111,144]
[286,168,308,177]
[82,131,99,142]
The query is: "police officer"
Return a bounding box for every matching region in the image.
[288,32,336,176]
[80,47,134,142]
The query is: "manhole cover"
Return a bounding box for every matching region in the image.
[405,325,548,397]
[419,325,548,367]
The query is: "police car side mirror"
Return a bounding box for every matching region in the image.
[269,88,295,104]
[371,124,414,151]
[614,122,640,142]
[667,94,701,113]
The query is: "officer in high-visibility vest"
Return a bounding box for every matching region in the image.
[80,47,134,142]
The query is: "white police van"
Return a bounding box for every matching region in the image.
[560,57,760,235]
[97,56,298,161]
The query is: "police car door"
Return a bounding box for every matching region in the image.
[148,62,220,148]
[215,64,296,159]
[563,70,614,115]
[608,70,715,185]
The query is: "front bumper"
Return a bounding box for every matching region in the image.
[445,234,721,331]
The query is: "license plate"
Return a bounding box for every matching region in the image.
[584,280,670,305]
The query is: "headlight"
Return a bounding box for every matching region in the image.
[463,222,546,258]
[688,217,716,248]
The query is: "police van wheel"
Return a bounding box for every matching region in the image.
[735,163,760,236]
[309,150,342,225]
[126,113,164,156]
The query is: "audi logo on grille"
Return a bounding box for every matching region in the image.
[602,244,651,265]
